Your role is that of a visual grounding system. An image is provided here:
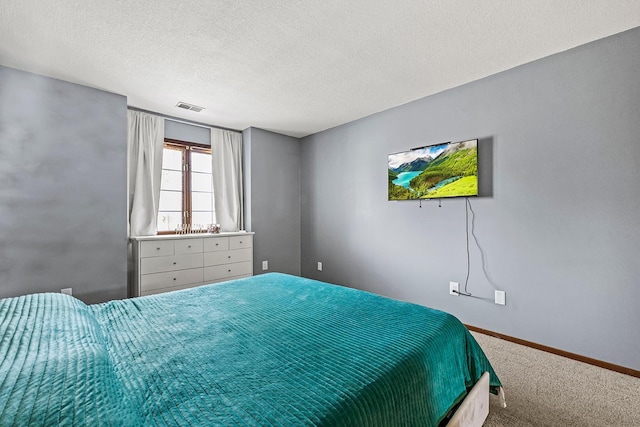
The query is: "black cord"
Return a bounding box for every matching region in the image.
[455,198,473,296]
[464,198,471,293]
[467,198,497,288]
[454,198,498,298]
[415,197,476,296]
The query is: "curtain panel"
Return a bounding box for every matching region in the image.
[211,129,243,232]
[127,111,164,236]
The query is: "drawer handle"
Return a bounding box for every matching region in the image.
[215,243,219,246]
[173,262,177,265]
[156,247,160,251]
[239,241,243,244]
[173,278,177,281]
[188,245,191,248]
[228,269,231,272]
[228,255,231,259]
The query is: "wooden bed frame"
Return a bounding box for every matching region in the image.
[446,372,491,427]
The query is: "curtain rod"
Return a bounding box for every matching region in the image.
[127,106,242,134]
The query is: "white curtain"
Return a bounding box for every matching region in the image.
[211,128,243,232]
[128,110,164,236]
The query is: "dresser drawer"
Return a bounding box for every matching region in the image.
[140,268,204,293]
[141,253,203,274]
[203,261,253,282]
[230,235,252,250]
[140,240,174,258]
[131,233,254,297]
[175,238,203,255]
[203,248,252,267]
[203,237,229,252]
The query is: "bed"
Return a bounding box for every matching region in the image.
[0,272,502,426]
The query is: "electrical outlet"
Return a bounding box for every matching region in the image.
[262,260,268,271]
[449,282,459,296]
[61,288,72,296]
[317,261,323,271]
[495,290,506,305]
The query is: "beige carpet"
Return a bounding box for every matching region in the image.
[471,331,640,426]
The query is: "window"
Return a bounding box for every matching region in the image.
[157,139,215,233]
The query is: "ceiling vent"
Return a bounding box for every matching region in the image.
[176,102,205,112]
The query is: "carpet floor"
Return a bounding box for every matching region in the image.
[471,331,640,426]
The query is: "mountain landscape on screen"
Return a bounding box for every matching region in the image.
[388,139,478,200]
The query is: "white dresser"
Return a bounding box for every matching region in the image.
[130,232,254,297]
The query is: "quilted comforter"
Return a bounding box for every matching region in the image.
[0,273,500,426]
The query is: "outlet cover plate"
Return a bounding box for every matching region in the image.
[449,282,459,296]
[262,260,268,271]
[495,290,506,305]
[317,261,323,271]
[61,288,72,296]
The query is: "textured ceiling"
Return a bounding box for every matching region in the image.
[1,1,639,137]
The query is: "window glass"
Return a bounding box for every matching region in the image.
[156,142,215,233]
[157,211,182,232]
[192,152,212,173]
[191,171,212,192]
[192,212,213,227]
[161,170,182,191]
[191,192,212,212]
[158,190,181,211]
[162,149,182,171]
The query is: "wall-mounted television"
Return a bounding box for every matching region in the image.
[388,139,478,200]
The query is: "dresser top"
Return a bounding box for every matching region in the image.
[130,231,254,241]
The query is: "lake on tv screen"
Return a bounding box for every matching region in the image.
[388,140,478,200]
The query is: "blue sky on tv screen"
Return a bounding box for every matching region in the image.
[388,142,448,169]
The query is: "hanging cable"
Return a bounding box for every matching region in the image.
[467,198,497,288]
[454,198,498,298]
[454,198,473,296]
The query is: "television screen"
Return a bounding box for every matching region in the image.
[388,139,478,200]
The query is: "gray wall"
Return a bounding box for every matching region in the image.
[244,127,301,276]
[165,119,211,145]
[300,28,640,370]
[0,66,128,304]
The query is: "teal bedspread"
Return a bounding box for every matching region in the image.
[0,273,500,426]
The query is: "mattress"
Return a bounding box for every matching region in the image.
[0,273,501,426]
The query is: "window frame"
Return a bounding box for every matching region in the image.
[157,138,214,235]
